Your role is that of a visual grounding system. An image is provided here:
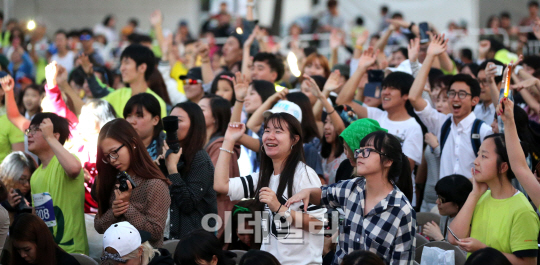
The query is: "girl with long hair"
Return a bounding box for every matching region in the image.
[162,102,217,239]
[214,113,325,264]
[448,99,539,264]
[10,213,80,265]
[199,94,239,237]
[94,118,171,247]
[286,131,416,264]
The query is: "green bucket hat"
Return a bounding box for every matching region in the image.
[339,118,388,151]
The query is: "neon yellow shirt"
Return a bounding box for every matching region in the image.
[30,155,89,254]
[104,88,167,118]
[0,115,24,164]
[470,190,539,257]
[170,61,187,95]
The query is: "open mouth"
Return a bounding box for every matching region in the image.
[452,104,462,111]
[266,143,277,148]
[383,97,391,102]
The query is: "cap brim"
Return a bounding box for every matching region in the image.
[179,75,187,80]
[263,110,274,119]
[139,230,151,243]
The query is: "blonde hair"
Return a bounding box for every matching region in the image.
[0,151,37,191]
[122,242,160,265]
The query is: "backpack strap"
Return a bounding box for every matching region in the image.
[439,117,453,152]
[471,119,485,156]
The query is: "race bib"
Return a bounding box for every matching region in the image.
[33,192,56,227]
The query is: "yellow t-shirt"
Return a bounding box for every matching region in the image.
[170,61,187,95]
[30,155,89,254]
[470,190,539,257]
[0,115,24,164]
[104,88,167,118]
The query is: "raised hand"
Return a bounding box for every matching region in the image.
[329,29,343,50]
[224,122,247,143]
[497,97,514,124]
[303,74,323,99]
[77,54,93,75]
[323,70,344,93]
[56,65,68,85]
[39,118,55,141]
[244,25,260,49]
[269,88,289,103]
[408,38,420,62]
[358,47,379,70]
[426,33,448,56]
[511,77,538,92]
[45,61,59,87]
[150,10,163,27]
[355,30,370,48]
[0,75,15,93]
[233,72,249,101]
[484,62,498,84]
[196,42,210,61]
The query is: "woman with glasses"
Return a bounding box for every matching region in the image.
[0,151,37,223]
[421,174,472,243]
[287,131,416,265]
[94,118,171,248]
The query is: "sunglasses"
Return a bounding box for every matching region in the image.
[80,34,92,41]
[354,148,388,159]
[183,79,202,85]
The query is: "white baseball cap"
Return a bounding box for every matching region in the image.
[263,100,302,122]
[102,221,151,257]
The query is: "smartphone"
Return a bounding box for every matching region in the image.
[14,189,32,212]
[419,22,430,44]
[494,65,504,76]
[447,226,461,242]
[364,70,384,98]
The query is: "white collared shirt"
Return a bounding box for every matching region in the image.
[473,102,496,125]
[415,104,492,178]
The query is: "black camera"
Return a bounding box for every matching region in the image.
[163,116,181,155]
[117,171,137,192]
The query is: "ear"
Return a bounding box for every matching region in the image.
[271,71,278,82]
[151,115,159,127]
[138,246,143,257]
[471,96,480,107]
[53,132,61,141]
[402,93,409,101]
[137,63,147,75]
[499,161,509,174]
[211,255,218,265]
[293,135,300,146]
[382,158,393,168]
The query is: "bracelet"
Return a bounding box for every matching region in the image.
[327,109,336,115]
[276,204,283,213]
[355,45,363,51]
[236,99,245,103]
[219,148,234,154]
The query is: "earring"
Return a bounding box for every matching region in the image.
[290,145,294,150]
[260,145,265,153]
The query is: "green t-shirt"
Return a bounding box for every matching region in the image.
[30,155,88,254]
[470,190,539,257]
[104,88,167,118]
[0,115,24,164]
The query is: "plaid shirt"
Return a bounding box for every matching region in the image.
[321,177,416,265]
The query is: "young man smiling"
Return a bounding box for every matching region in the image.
[92,44,167,118]
[409,34,492,179]
[250,52,286,92]
[336,48,423,172]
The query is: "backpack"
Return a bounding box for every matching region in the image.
[440,117,484,156]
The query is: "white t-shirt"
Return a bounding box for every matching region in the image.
[228,162,325,265]
[51,51,76,74]
[367,107,423,165]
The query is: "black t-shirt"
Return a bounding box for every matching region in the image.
[334,160,354,183]
[56,248,80,265]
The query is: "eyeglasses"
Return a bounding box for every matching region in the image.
[354,148,388,159]
[102,144,125,164]
[447,90,472,99]
[183,79,202,85]
[437,195,447,204]
[24,127,41,136]
[18,178,29,185]
[477,79,488,86]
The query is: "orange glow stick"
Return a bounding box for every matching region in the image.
[504,64,513,98]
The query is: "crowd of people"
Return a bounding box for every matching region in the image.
[1,0,540,264]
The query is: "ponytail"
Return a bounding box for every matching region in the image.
[395,153,413,202]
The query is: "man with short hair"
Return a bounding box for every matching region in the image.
[475,60,505,124]
[78,28,105,66]
[251,52,285,84]
[222,34,243,72]
[50,30,75,73]
[337,49,424,174]
[180,67,205,103]
[91,44,167,118]
[409,36,492,179]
